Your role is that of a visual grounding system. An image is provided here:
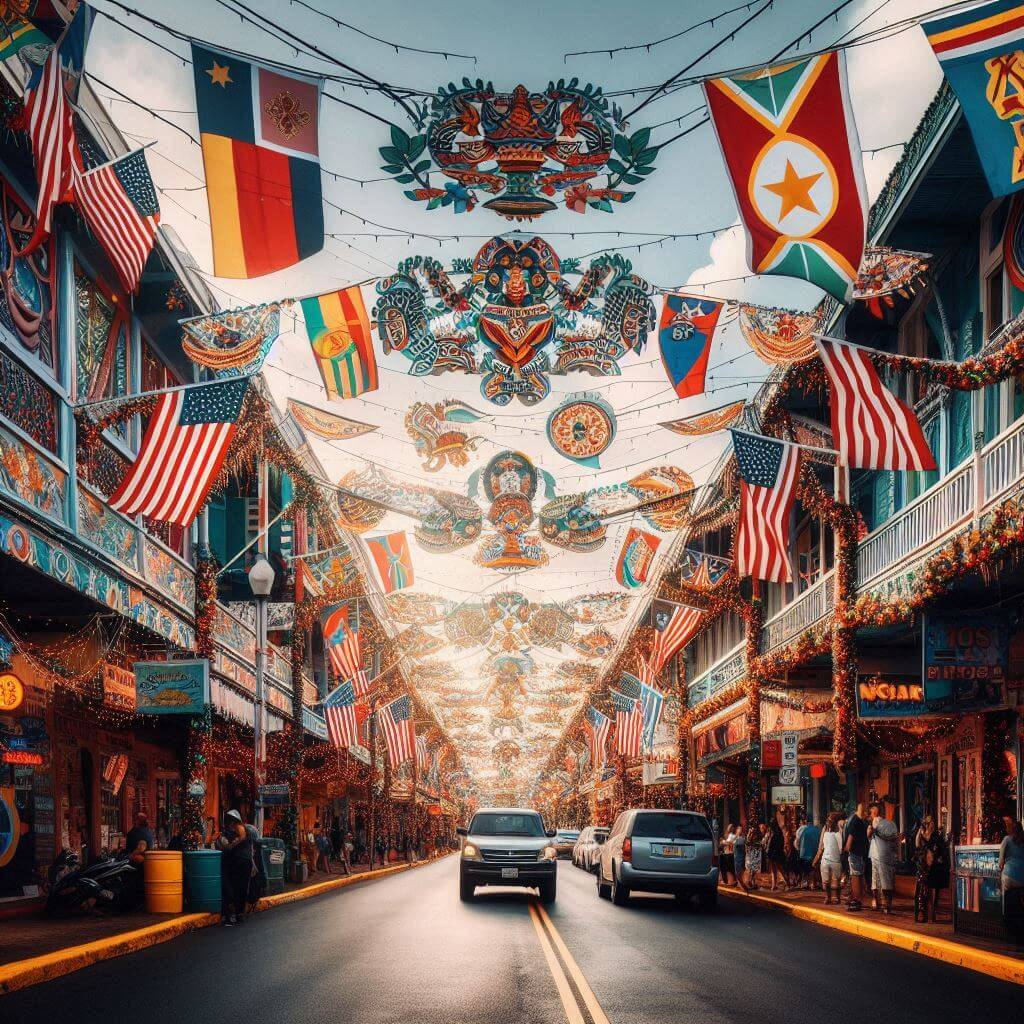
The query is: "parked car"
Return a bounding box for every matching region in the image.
[457,807,558,903]
[596,809,718,909]
[572,826,609,872]
[552,828,580,860]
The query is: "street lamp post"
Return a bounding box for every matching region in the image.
[248,555,275,833]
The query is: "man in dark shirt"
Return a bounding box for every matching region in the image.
[843,803,869,911]
[125,813,155,900]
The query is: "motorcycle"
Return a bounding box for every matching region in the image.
[45,849,140,916]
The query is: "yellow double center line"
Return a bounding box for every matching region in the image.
[528,901,610,1024]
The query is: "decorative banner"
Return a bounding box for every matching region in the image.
[545,392,616,466]
[405,400,485,471]
[0,671,24,713]
[301,285,378,400]
[134,659,210,715]
[286,398,378,440]
[737,302,825,365]
[181,302,283,377]
[365,532,414,593]
[704,52,867,302]
[191,43,323,278]
[852,246,931,318]
[654,292,724,398]
[101,663,135,711]
[381,80,657,219]
[615,527,661,588]
[102,753,129,796]
[0,5,51,64]
[693,701,750,767]
[923,1,1024,197]
[659,400,745,437]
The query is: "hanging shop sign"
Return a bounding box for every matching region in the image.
[0,715,49,759]
[781,731,798,771]
[761,739,782,769]
[101,663,136,711]
[258,784,290,807]
[0,671,24,713]
[694,701,750,768]
[771,785,802,805]
[856,675,931,719]
[922,614,1008,713]
[102,753,129,796]
[134,659,210,715]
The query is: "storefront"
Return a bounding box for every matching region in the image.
[691,699,750,828]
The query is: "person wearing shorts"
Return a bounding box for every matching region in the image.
[813,812,845,905]
[844,804,869,911]
[868,801,899,915]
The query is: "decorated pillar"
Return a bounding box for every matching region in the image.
[743,587,764,820]
[283,505,308,850]
[674,652,690,809]
[830,466,859,771]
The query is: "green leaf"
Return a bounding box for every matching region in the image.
[589,198,613,213]
[379,146,403,163]
[622,173,645,185]
[408,136,428,160]
[390,124,411,151]
[413,160,432,173]
[606,158,628,178]
[426,197,443,210]
[617,192,636,203]
[403,190,421,200]
[629,127,652,153]
[636,146,660,164]
[395,173,416,183]
[612,135,631,160]
[380,163,405,175]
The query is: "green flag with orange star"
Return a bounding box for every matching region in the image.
[703,52,867,303]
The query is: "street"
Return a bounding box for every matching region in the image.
[4,857,1020,1023]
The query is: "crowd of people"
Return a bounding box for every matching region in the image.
[717,802,953,921]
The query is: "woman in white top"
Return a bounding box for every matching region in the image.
[812,812,845,906]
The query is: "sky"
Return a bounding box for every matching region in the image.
[83,0,951,798]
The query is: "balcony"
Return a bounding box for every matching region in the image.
[687,414,1024,708]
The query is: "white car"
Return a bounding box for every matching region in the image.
[572,826,609,871]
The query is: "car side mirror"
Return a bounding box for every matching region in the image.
[456,826,468,836]
[546,829,557,838]
[595,834,606,845]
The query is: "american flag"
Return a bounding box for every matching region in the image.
[323,604,370,696]
[584,705,611,771]
[380,694,415,769]
[321,680,363,750]
[20,4,92,256]
[612,689,643,758]
[639,681,666,753]
[415,734,429,769]
[816,336,936,471]
[730,429,802,584]
[649,603,703,676]
[74,148,160,294]
[109,378,248,528]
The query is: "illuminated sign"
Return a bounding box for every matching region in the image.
[0,672,24,713]
[923,614,1008,712]
[856,676,927,719]
[134,659,209,715]
[2,750,43,766]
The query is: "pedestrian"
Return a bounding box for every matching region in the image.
[812,813,844,905]
[216,809,255,927]
[720,825,736,886]
[797,815,822,890]
[998,816,1024,895]
[868,801,899,915]
[843,803,869,911]
[732,824,748,892]
[836,816,848,902]
[341,829,355,876]
[314,822,333,874]
[745,823,763,889]
[766,813,787,891]
[125,812,154,904]
[914,815,949,922]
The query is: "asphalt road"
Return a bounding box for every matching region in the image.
[4,856,1022,1023]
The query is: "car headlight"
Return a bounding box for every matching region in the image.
[539,845,557,861]
[462,843,481,860]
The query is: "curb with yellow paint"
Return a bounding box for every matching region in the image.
[0,854,452,996]
[724,886,1024,986]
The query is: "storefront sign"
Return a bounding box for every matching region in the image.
[694,701,750,768]
[923,614,1008,713]
[101,663,136,711]
[2,750,43,766]
[761,738,782,769]
[781,731,798,770]
[0,671,24,713]
[134,659,209,715]
[258,784,290,807]
[771,785,801,805]
[856,675,930,719]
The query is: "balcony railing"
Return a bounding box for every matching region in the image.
[687,641,745,706]
[761,570,834,654]
[983,414,1024,509]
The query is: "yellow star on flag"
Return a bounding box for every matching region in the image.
[206,61,232,88]
[762,159,822,222]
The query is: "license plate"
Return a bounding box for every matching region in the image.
[501,867,519,879]
[660,846,681,857]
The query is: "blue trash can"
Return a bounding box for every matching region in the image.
[184,849,222,912]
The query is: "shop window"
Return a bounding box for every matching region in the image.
[0,347,59,454]
[981,198,1010,341]
[74,263,131,441]
[0,174,57,376]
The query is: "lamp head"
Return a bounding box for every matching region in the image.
[248,555,275,597]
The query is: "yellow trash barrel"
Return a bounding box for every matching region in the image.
[144,850,183,913]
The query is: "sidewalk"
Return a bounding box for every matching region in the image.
[721,881,1024,985]
[0,853,451,994]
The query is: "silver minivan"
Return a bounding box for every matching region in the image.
[596,809,719,909]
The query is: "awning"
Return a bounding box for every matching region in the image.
[692,698,750,768]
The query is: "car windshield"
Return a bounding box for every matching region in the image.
[631,813,713,840]
[470,813,545,837]
[556,830,580,840]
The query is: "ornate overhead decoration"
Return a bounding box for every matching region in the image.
[852,246,931,319]
[737,299,837,366]
[380,78,658,220]
[545,392,616,466]
[372,240,654,405]
[404,400,485,471]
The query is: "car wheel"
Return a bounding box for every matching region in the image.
[459,875,476,902]
[539,878,557,904]
[698,889,718,912]
[596,866,611,899]
[611,866,631,907]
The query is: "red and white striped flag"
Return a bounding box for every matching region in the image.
[415,734,429,769]
[20,5,92,255]
[730,429,802,584]
[327,635,369,696]
[74,148,160,294]
[816,336,936,471]
[650,603,703,676]
[612,689,643,758]
[109,378,248,528]
[380,694,415,769]
[322,680,364,750]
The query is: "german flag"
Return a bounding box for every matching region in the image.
[192,44,323,278]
